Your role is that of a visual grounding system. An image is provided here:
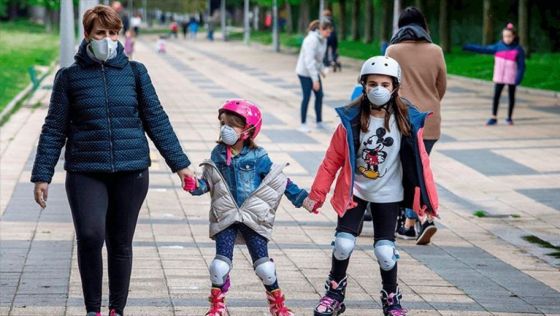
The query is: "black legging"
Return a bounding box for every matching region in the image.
[492,83,517,119]
[331,196,400,293]
[66,169,149,315]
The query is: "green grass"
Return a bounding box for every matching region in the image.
[446,48,560,91]
[522,235,560,259]
[229,30,559,92]
[0,20,59,112]
[473,210,488,217]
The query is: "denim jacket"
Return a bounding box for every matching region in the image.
[191,144,308,207]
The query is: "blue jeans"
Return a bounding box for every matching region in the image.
[298,75,323,124]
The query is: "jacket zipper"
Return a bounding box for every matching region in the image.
[101,63,115,172]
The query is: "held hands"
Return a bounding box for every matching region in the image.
[176,168,195,189]
[182,176,198,192]
[302,197,319,214]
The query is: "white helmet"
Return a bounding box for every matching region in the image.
[360,56,401,84]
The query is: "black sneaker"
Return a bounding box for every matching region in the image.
[416,220,437,245]
[396,226,416,240]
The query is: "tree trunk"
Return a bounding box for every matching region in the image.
[338,0,346,40]
[351,0,359,41]
[298,1,310,33]
[364,0,373,43]
[482,0,493,45]
[438,0,450,53]
[380,0,390,42]
[415,0,423,12]
[518,0,529,56]
[285,1,293,34]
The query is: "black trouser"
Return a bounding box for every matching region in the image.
[492,83,517,119]
[298,75,323,124]
[66,169,149,315]
[331,196,400,293]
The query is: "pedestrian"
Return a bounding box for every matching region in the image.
[463,22,526,126]
[386,6,447,244]
[181,18,189,39]
[183,99,311,316]
[156,35,167,53]
[124,29,135,59]
[207,11,217,41]
[295,19,333,132]
[30,5,193,316]
[169,19,178,38]
[321,10,341,72]
[303,56,439,316]
[188,16,199,40]
[130,13,141,36]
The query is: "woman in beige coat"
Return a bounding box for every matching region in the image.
[386,6,446,245]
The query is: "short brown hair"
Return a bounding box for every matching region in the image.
[83,5,122,35]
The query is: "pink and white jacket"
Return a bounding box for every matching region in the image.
[463,41,526,85]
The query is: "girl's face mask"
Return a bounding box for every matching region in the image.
[220,125,241,146]
[367,86,394,108]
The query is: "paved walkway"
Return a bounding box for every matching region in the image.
[1,37,559,316]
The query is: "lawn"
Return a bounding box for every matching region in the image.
[0,20,59,112]
[229,30,559,92]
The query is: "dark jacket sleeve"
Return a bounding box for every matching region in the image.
[133,62,190,172]
[30,68,70,183]
[462,42,499,55]
[515,46,526,85]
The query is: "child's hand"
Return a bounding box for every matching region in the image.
[183,176,198,192]
[303,197,319,214]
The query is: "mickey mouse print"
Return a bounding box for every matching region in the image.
[354,115,404,203]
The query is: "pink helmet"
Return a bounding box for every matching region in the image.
[218,99,262,140]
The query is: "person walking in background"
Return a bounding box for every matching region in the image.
[295,19,333,133]
[31,6,193,316]
[184,100,310,316]
[463,23,526,126]
[130,13,141,36]
[321,10,341,72]
[188,16,199,40]
[386,6,447,245]
[207,11,217,41]
[124,29,135,59]
[169,19,179,38]
[181,18,189,39]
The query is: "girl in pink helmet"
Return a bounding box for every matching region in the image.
[183,99,313,316]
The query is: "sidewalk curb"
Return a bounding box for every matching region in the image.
[0,61,58,124]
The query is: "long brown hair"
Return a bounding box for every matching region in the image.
[218,111,258,148]
[347,78,411,136]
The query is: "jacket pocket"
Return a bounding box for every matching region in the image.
[237,161,256,191]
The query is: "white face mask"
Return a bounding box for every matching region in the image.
[89,38,118,61]
[367,86,393,108]
[220,125,240,146]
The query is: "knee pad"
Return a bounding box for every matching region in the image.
[209,256,232,286]
[332,232,356,261]
[374,240,400,271]
[254,257,277,286]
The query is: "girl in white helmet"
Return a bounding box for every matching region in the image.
[303,56,439,316]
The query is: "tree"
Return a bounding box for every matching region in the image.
[482,0,493,44]
[518,0,529,55]
[438,0,450,53]
[285,0,292,33]
[350,0,359,41]
[298,0,309,33]
[364,0,373,43]
[379,0,390,43]
[415,0,422,12]
[338,0,346,40]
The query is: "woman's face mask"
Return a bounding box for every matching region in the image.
[89,37,118,61]
[366,86,394,108]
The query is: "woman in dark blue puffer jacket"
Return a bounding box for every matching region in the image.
[30,5,193,316]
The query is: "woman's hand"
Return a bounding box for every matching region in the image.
[312,81,321,92]
[176,168,195,188]
[33,182,49,209]
[183,176,198,192]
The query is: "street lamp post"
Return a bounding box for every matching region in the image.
[392,0,401,36]
[79,0,99,39]
[319,0,324,18]
[243,0,250,45]
[60,0,75,68]
[221,0,227,41]
[272,0,279,52]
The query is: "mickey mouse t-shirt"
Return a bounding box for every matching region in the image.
[353,114,403,203]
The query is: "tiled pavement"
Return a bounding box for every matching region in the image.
[1,36,559,315]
